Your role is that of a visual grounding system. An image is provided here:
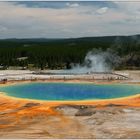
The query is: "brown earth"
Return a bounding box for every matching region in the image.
[0,92,140,139]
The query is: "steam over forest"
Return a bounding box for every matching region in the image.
[0,35,140,70]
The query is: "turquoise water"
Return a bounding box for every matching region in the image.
[0,83,140,101]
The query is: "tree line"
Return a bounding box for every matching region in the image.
[0,35,140,70]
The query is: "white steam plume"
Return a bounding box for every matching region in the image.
[70,49,120,73]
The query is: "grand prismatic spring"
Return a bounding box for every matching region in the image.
[0,82,140,101]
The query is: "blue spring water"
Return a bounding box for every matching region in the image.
[0,82,140,101]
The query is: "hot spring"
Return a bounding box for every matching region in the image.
[0,83,140,101]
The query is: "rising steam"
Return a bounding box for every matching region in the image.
[70,48,120,73]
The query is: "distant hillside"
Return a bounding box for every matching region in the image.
[0,34,140,70]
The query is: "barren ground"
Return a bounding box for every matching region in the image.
[0,70,140,139]
[0,93,140,139]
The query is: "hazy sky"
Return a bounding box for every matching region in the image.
[0,1,140,38]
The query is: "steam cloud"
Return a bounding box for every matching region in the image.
[49,35,139,74]
[70,48,120,73]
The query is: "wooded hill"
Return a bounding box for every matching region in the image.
[0,34,140,70]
